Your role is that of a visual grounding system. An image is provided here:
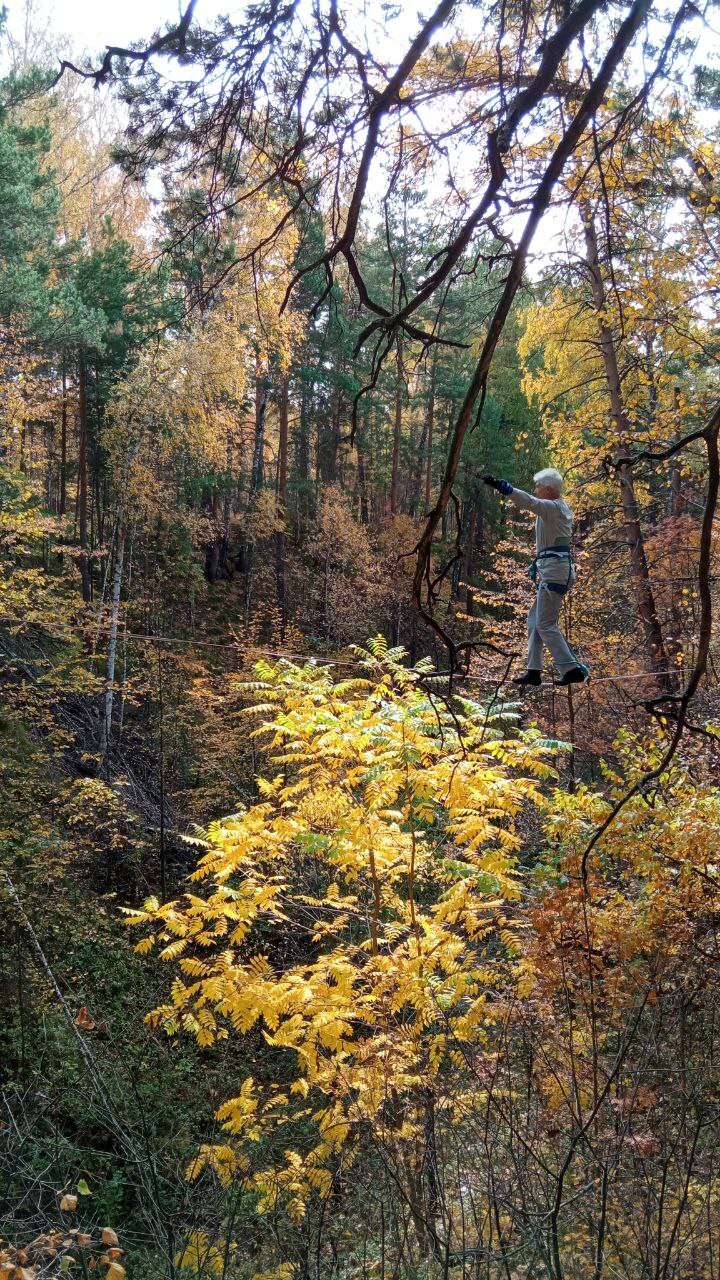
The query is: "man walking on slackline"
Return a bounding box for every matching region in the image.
[483,468,589,686]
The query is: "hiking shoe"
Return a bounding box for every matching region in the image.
[554,665,589,686]
[512,670,542,687]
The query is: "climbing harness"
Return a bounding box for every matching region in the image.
[528,539,574,595]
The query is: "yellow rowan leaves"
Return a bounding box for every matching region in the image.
[130,644,555,1221]
[175,1231,225,1275]
[186,1144,248,1186]
[251,1266,298,1280]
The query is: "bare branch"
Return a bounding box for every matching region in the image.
[52,0,198,86]
[608,404,719,469]
[580,416,720,884]
[412,0,659,661]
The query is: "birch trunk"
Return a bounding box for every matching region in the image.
[390,338,404,516]
[275,375,289,632]
[77,355,92,603]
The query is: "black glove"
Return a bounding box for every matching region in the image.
[483,475,513,495]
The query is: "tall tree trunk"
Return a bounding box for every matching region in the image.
[93,361,105,549]
[206,426,235,582]
[156,649,167,905]
[582,209,671,688]
[669,457,685,518]
[390,339,404,517]
[118,531,134,742]
[476,492,485,558]
[425,354,436,513]
[450,502,463,604]
[331,386,342,485]
[251,356,267,497]
[296,378,312,509]
[224,424,233,543]
[204,493,226,583]
[77,354,92,603]
[323,554,330,645]
[463,494,478,614]
[100,525,125,759]
[237,398,250,515]
[665,387,688,659]
[669,387,687,518]
[422,1089,442,1259]
[275,375,290,633]
[357,417,370,526]
[410,366,434,517]
[59,359,68,517]
[410,415,427,517]
[238,358,268,590]
[321,377,342,485]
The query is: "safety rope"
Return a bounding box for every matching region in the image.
[2,614,713,690]
[440,669,696,688]
[85,628,704,689]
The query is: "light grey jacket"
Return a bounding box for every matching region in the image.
[507,487,575,585]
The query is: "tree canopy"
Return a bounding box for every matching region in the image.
[2,2,720,1278]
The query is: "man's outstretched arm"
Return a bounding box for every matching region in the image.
[483,475,561,516]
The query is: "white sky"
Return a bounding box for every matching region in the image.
[12,0,422,64]
[4,0,718,269]
[8,0,227,59]
[5,0,566,262]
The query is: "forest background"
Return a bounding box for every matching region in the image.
[2,0,720,1277]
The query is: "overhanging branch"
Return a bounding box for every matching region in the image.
[52,0,197,86]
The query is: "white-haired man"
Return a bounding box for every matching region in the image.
[483,468,589,686]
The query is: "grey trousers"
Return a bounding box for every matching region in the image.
[527,583,578,672]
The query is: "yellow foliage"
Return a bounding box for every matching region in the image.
[102,184,301,538]
[251,1266,298,1280]
[131,643,554,1221]
[175,1231,225,1276]
[520,104,720,518]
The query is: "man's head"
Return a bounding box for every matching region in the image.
[533,467,563,500]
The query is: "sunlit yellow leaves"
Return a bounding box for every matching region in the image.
[100,181,301,548]
[250,1265,298,1280]
[186,1144,248,1186]
[0,462,79,645]
[129,644,556,1224]
[175,1230,225,1275]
